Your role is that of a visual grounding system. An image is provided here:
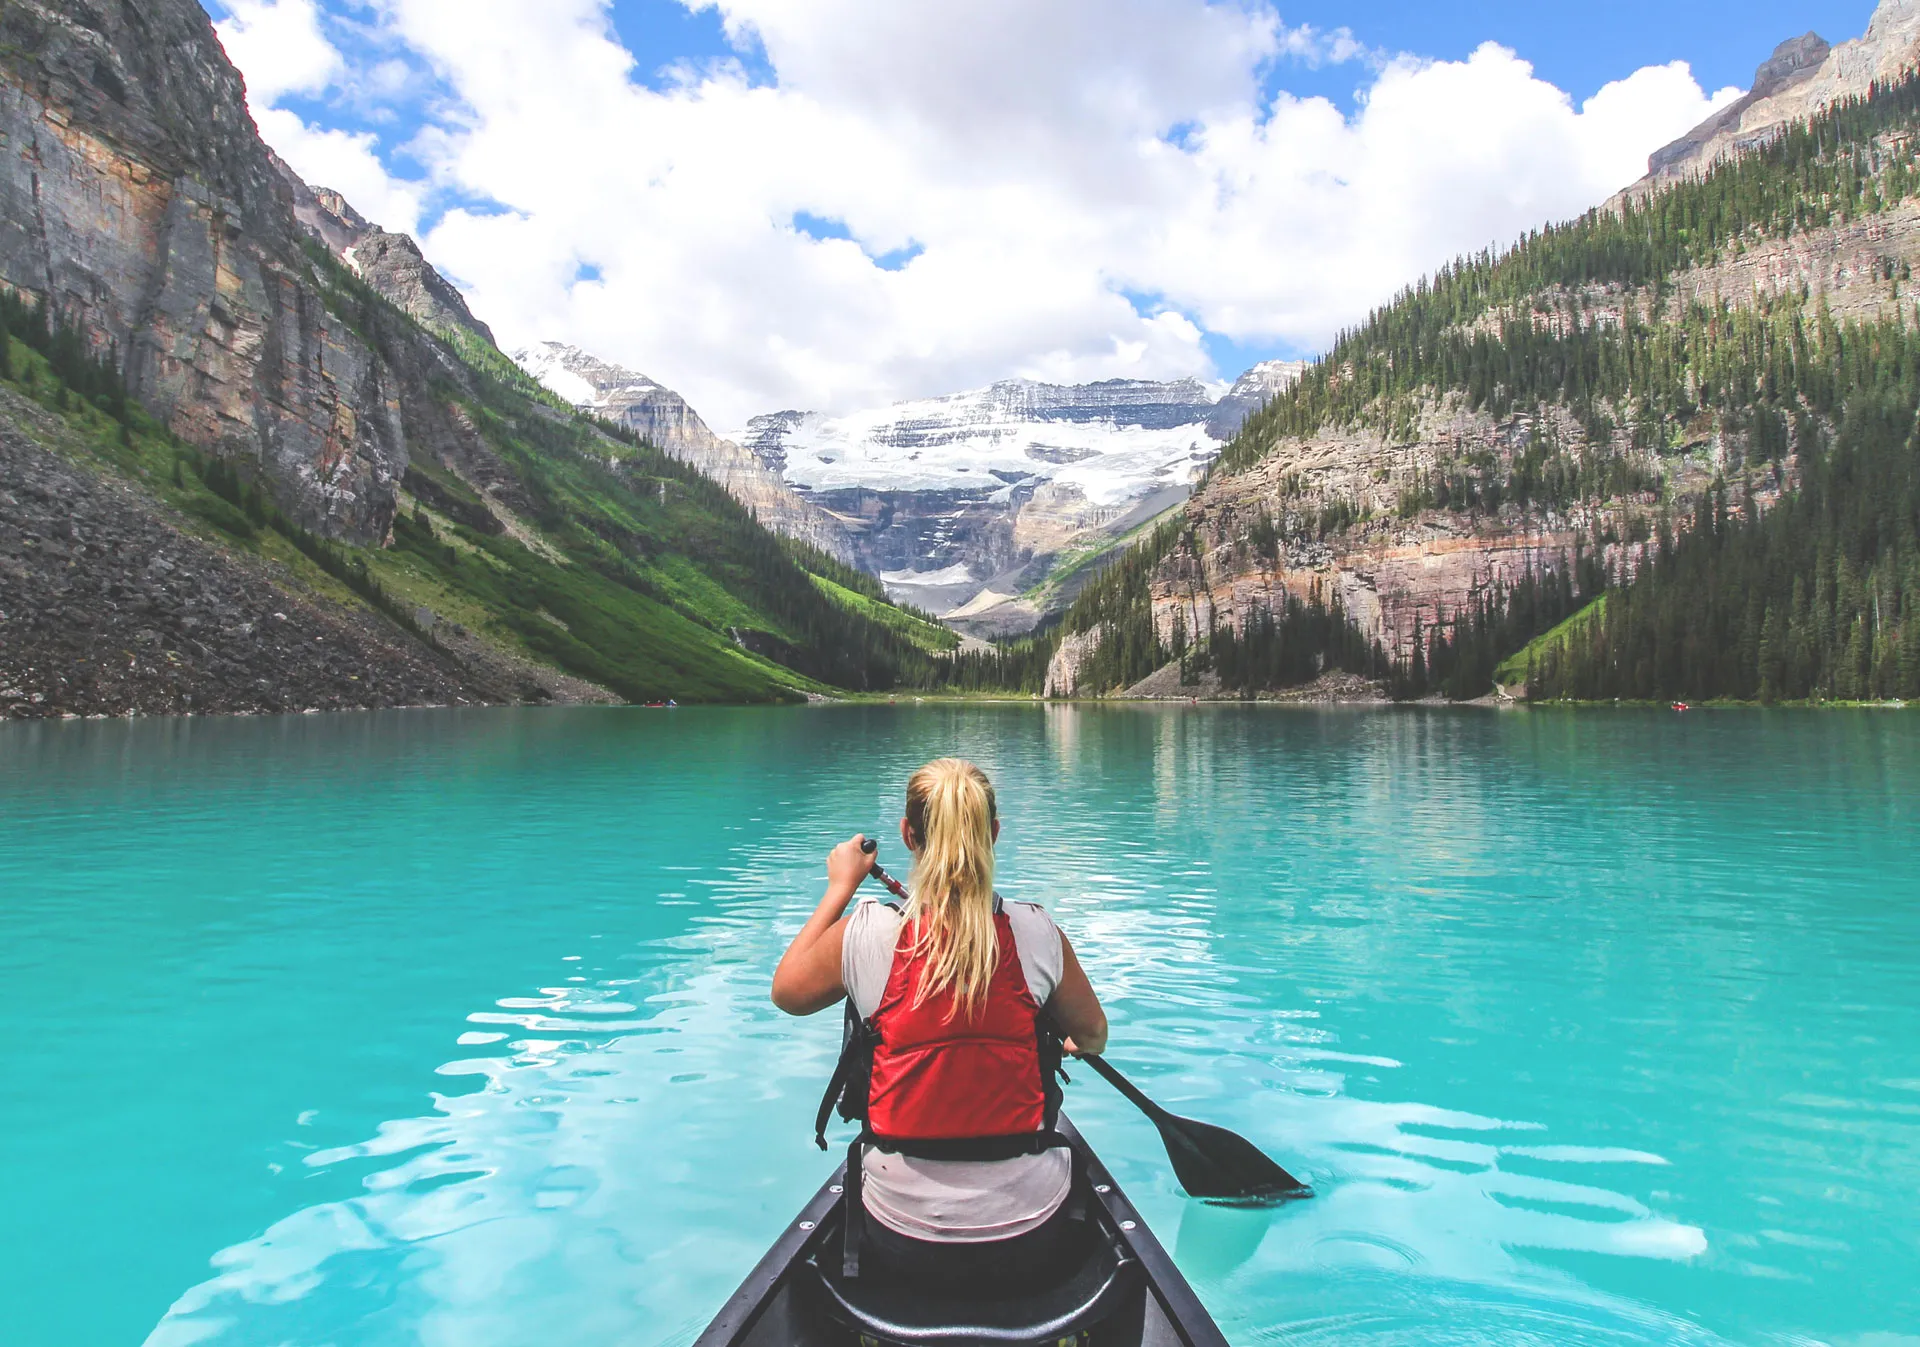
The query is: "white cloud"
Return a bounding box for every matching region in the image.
[213,0,344,104]
[215,0,1739,426]
[1138,46,1742,343]
[254,107,426,236]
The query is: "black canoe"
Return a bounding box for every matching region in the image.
[693,1116,1228,1347]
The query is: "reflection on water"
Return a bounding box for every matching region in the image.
[0,706,1915,1347]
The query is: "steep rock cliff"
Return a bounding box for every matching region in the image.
[1156,404,1669,665]
[1623,0,1920,200]
[275,155,497,348]
[0,0,411,542]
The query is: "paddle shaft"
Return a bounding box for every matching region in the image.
[1078,1051,1170,1120]
[854,836,1307,1201]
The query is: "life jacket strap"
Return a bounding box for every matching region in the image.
[840,1126,1074,1278]
[863,1128,1071,1162]
[842,1136,866,1278]
[814,1004,878,1150]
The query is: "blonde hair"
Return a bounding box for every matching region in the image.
[903,758,999,1021]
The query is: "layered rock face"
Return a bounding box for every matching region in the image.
[0,0,410,542]
[1624,0,1920,198]
[277,161,496,347]
[1150,407,1618,667]
[514,341,854,562]
[1142,202,1920,667]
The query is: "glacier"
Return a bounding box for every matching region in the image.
[512,344,1308,632]
[731,370,1304,629]
[732,377,1223,504]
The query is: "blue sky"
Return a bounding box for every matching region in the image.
[472,1,1883,104]
[202,0,1881,420]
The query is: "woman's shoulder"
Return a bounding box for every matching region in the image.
[845,895,905,934]
[842,897,905,1011]
[1000,898,1066,999]
[1001,898,1064,952]
[1001,897,1060,928]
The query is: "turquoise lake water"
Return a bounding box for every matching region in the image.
[1,705,1916,1346]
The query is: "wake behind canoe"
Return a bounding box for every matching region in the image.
[695,1115,1227,1347]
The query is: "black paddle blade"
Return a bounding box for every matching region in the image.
[1080,1053,1310,1204]
[1153,1110,1312,1204]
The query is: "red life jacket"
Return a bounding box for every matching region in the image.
[867,908,1044,1142]
[813,896,1066,1157]
[811,896,1073,1277]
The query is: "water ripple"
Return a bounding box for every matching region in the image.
[1,707,1914,1347]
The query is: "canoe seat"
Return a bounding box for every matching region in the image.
[807,1230,1143,1346]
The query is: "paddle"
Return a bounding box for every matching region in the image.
[1076,1053,1309,1203]
[857,839,1311,1205]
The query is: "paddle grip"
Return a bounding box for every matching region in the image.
[859,837,911,903]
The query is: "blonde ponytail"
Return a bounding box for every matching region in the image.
[903,758,999,1021]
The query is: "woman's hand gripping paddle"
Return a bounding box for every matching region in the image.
[857,840,1311,1205]
[858,838,911,902]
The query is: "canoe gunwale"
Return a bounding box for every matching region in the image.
[692,1113,1229,1347]
[694,1168,847,1345]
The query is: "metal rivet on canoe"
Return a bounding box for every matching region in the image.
[799,1221,816,1230]
[830,1185,844,1194]
[1119,1220,1136,1231]
[1094,1184,1111,1194]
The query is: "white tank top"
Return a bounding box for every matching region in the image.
[840,896,1073,1243]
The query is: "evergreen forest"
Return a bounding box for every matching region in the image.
[1034,72,1920,704]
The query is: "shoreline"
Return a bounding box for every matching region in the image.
[7,693,1910,726]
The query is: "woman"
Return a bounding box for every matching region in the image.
[771,758,1109,1293]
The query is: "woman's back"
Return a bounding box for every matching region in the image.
[769,757,1109,1291]
[843,895,1072,1241]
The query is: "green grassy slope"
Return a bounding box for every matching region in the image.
[1493,597,1607,689]
[0,275,948,703]
[809,575,960,655]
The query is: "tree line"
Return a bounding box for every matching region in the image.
[1528,393,1920,702]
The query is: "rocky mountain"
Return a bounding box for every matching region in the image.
[0,0,957,716]
[1623,0,1920,200]
[275,157,497,348]
[275,175,855,564]
[0,384,530,718]
[733,376,1267,630]
[1206,360,1308,440]
[513,342,853,562]
[0,0,413,543]
[1044,0,1920,703]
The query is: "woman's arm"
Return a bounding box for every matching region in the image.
[1048,931,1108,1057]
[771,834,875,1016]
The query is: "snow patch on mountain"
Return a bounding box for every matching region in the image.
[880,563,979,588]
[520,355,601,411]
[516,342,666,416]
[730,377,1224,507]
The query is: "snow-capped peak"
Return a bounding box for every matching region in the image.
[512,341,666,410]
[725,376,1223,506]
